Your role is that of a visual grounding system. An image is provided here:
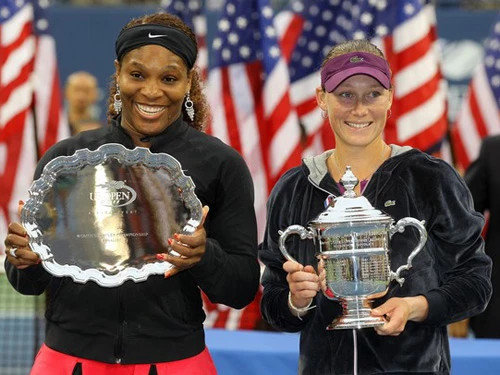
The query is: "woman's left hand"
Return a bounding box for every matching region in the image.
[158,205,209,278]
[371,295,428,336]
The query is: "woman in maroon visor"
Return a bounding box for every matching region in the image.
[259,39,492,375]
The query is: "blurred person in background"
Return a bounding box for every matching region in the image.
[4,12,260,374]
[64,70,101,134]
[459,135,500,339]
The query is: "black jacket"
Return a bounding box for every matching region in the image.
[5,115,260,364]
[464,135,500,338]
[260,146,492,375]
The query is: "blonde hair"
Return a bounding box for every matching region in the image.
[322,40,386,67]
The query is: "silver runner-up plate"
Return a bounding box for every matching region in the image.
[21,143,203,287]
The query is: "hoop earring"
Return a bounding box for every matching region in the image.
[114,84,122,114]
[184,92,195,122]
[387,109,392,119]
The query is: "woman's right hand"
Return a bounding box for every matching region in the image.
[4,222,40,270]
[283,260,320,309]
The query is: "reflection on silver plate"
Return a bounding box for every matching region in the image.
[21,143,203,287]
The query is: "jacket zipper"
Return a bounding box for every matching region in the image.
[114,299,125,363]
[307,175,337,197]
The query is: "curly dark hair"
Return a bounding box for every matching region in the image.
[107,13,210,131]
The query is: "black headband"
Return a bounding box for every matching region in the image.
[115,24,197,69]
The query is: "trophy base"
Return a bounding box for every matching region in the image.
[326,296,385,330]
[327,314,385,330]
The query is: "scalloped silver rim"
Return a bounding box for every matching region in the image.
[21,143,203,287]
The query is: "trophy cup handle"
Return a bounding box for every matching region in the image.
[278,225,315,263]
[389,218,428,286]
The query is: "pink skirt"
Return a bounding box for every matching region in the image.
[30,343,218,375]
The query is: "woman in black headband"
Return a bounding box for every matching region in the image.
[4,13,260,374]
[259,39,492,374]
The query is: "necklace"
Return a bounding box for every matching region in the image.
[333,143,388,183]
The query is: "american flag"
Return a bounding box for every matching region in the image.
[164,0,298,330]
[276,0,448,157]
[207,0,301,239]
[0,0,68,265]
[161,0,264,331]
[451,11,500,172]
[161,0,208,79]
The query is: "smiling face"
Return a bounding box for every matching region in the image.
[115,44,192,144]
[316,74,393,149]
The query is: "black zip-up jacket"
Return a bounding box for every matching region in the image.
[5,115,260,364]
[260,146,492,375]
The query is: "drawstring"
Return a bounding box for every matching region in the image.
[352,329,358,375]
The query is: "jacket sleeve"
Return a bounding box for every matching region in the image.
[4,259,52,295]
[188,152,260,309]
[258,169,336,331]
[259,174,305,332]
[410,159,492,325]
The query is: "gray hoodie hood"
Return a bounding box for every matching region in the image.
[303,144,413,186]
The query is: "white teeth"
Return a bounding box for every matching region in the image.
[136,104,164,114]
[346,122,370,129]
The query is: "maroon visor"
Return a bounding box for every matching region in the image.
[321,52,392,92]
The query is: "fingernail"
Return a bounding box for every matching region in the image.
[164,271,171,279]
[167,238,173,245]
[174,233,180,240]
[156,254,165,260]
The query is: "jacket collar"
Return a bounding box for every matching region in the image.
[109,114,188,150]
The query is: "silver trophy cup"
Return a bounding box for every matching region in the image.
[279,167,427,330]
